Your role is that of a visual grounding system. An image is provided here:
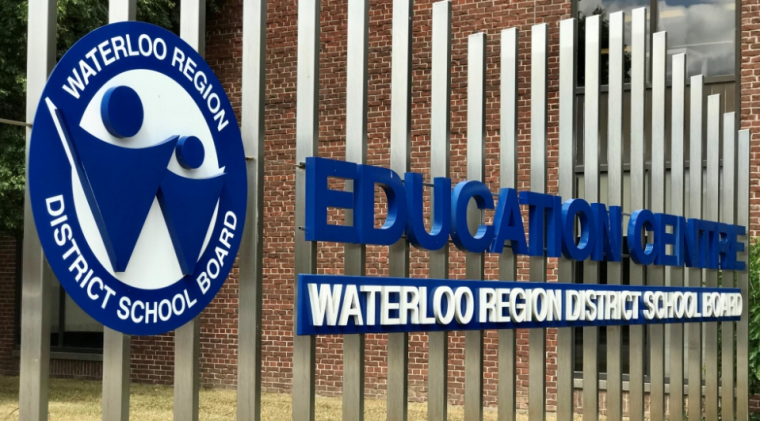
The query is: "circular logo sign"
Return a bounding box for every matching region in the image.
[29,22,247,335]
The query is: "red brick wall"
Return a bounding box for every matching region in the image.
[2,0,760,414]
[229,0,573,407]
[108,0,574,403]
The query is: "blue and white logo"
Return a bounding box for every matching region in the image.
[29,22,247,335]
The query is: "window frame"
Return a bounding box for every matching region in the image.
[13,239,104,355]
[571,0,739,90]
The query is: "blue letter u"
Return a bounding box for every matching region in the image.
[405,173,451,250]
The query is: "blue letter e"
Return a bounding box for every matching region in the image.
[355,164,408,245]
[305,157,358,243]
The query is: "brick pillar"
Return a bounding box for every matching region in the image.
[741,0,760,237]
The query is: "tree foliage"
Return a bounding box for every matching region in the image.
[748,238,760,394]
[0,0,222,237]
[577,6,633,86]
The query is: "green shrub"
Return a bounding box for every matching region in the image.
[749,238,760,394]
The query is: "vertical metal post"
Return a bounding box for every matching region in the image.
[582,16,600,421]
[343,0,369,419]
[649,30,667,421]
[427,2,451,419]
[238,0,267,418]
[387,0,413,419]
[704,94,721,421]
[179,0,206,56]
[103,330,130,421]
[20,1,56,418]
[174,312,200,421]
[529,23,548,421]
[102,3,137,421]
[174,2,206,420]
[464,32,486,421]
[720,112,736,421]
[109,0,136,21]
[606,12,624,421]
[556,18,575,421]
[293,0,320,419]
[735,129,750,421]
[629,8,647,421]
[669,53,687,421]
[687,75,705,421]
[498,26,519,421]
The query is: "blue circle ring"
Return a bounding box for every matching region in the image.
[27,22,247,336]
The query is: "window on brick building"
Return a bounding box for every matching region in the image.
[14,272,103,353]
[573,0,738,180]
[576,0,650,86]
[576,0,737,85]
[49,278,104,351]
[658,0,736,80]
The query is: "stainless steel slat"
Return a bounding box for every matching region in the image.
[529,22,548,421]
[427,3,451,420]
[648,30,667,421]
[606,12,624,421]
[720,112,736,421]
[293,0,321,418]
[704,93,721,421]
[687,74,705,421]
[582,16,600,421]
[174,2,206,419]
[669,53,687,421]
[464,32,486,421]
[387,0,414,418]
[735,129,750,421]
[498,26,519,421]
[628,8,647,421]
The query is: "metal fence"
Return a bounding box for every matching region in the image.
[17,0,750,420]
[19,0,266,420]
